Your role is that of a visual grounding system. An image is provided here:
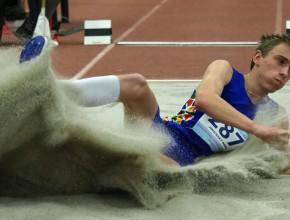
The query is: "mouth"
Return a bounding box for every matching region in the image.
[274,78,283,86]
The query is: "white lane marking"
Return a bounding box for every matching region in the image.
[117,41,258,46]
[275,0,283,34]
[72,0,168,80]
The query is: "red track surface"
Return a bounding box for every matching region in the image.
[51,0,290,79]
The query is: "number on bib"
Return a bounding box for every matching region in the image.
[193,115,248,152]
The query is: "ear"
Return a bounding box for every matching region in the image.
[252,50,262,67]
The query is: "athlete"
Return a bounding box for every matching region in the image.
[20,34,290,170]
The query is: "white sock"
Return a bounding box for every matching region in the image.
[72,75,120,107]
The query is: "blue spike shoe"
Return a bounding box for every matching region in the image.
[19,36,47,63]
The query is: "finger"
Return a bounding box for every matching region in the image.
[269,135,289,145]
[277,131,290,138]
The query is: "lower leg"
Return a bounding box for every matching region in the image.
[14,0,39,41]
[71,74,175,165]
[28,0,40,24]
[45,0,61,19]
[71,75,120,107]
[71,73,159,123]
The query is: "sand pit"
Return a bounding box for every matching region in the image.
[0,47,290,219]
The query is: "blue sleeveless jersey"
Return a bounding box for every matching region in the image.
[153,68,279,166]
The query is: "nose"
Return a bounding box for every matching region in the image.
[280,66,289,79]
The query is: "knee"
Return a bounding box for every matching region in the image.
[126,73,149,100]
[119,73,150,102]
[128,73,147,89]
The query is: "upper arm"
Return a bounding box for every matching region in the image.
[196,60,233,96]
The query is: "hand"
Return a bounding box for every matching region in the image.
[253,124,290,145]
[251,124,290,175]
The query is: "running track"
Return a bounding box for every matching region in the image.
[50,0,290,79]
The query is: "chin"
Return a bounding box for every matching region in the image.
[269,85,282,93]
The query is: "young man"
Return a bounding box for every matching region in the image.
[21,34,290,168]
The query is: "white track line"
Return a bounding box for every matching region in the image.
[117,41,258,46]
[275,0,283,34]
[147,79,201,82]
[72,0,168,80]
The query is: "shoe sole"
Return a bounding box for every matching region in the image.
[19,36,47,63]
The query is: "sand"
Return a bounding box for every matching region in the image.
[0,46,290,219]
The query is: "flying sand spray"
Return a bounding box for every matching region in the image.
[0,36,288,209]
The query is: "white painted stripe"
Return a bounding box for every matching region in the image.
[147,79,290,85]
[117,41,258,46]
[147,79,201,82]
[287,21,290,29]
[275,0,283,34]
[73,0,168,80]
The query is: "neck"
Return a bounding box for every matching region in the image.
[244,74,266,103]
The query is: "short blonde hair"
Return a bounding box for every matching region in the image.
[250,34,290,69]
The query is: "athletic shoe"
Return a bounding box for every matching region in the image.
[14,16,35,43]
[19,35,47,63]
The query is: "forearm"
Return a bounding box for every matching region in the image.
[195,59,290,144]
[195,91,257,134]
[195,60,258,135]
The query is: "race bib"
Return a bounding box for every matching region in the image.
[192,114,248,152]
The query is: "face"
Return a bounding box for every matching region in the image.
[253,43,290,93]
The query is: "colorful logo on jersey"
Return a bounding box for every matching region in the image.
[163,91,197,124]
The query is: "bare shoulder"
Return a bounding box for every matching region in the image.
[209,59,232,68]
[200,60,234,90]
[207,59,232,73]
